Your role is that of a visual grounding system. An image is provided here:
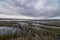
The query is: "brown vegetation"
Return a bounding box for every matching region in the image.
[0,21,60,40]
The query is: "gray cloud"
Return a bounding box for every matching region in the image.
[0,0,59,18]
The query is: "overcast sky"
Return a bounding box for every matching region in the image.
[0,0,60,19]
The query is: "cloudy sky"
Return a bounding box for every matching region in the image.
[0,0,60,19]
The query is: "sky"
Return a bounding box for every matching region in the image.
[0,0,60,19]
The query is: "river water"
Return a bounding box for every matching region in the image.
[0,26,21,35]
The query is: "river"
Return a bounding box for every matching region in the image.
[0,26,21,35]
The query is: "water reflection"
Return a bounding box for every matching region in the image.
[0,26,21,35]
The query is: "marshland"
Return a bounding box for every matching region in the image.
[0,19,60,40]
